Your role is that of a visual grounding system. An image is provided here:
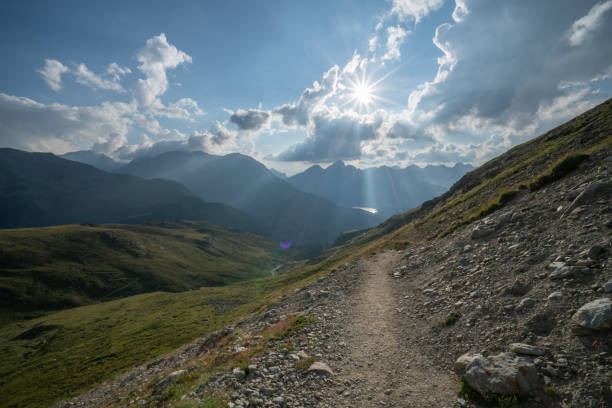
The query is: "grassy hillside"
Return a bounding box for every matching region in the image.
[0,221,295,323]
[0,253,345,408]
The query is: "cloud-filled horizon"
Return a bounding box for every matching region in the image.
[1,0,611,175]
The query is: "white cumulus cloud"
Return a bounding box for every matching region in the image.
[134,33,192,110]
[382,26,409,61]
[391,0,445,23]
[0,93,135,154]
[38,59,69,92]
[74,63,126,92]
[274,65,340,126]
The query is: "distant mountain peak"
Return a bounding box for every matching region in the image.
[288,161,474,219]
[60,150,121,171]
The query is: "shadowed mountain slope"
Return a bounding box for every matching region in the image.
[0,149,263,233]
[116,151,381,246]
[60,150,121,171]
[288,161,472,219]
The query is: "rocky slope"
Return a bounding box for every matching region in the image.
[57,152,611,407]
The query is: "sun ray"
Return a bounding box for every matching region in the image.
[341,63,403,111]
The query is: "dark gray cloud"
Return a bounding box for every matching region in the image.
[229,109,270,131]
[276,111,383,162]
[387,120,433,141]
[415,0,612,132]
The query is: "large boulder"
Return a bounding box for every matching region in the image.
[454,352,539,396]
[571,298,612,335]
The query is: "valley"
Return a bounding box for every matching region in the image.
[0,221,298,323]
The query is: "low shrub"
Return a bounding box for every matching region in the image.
[528,153,589,191]
[441,312,460,326]
[275,315,317,339]
[294,357,316,371]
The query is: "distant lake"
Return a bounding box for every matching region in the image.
[353,206,378,214]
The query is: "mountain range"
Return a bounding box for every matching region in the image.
[0,148,263,232]
[288,161,473,218]
[60,150,121,171]
[115,151,382,246]
[54,149,474,244]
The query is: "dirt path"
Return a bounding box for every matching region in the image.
[328,251,456,407]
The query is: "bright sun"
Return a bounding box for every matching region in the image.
[353,83,373,104]
[342,65,399,111]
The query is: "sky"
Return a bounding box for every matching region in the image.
[0,0,611,175]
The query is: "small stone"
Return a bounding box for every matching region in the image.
[543,365,560,377]
[603,280,612,293]
[547,261,565,270]
[510,343,546,356]
[587,245,605,260]
[518,298,535,310]
[308,361,334,375]
[232,367,246,379]
[470,290,484,298]
[547,291,563,301]
[549,265,588,279]
[157,370,186,389]
[471,224,496,239]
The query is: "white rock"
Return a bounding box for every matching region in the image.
[518,298,535,310]
[549,266,587,279]
[509,343,546,356]
[158,370,186,388]
[454,352,539,396]
[547,262,565,270]
[571,298,612,333]
[232,367,246,379]
[470,290,484,298]
[547,291,563,301]
[307,361,334,375]
[471,224,496,239]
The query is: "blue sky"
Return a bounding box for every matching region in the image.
[1,0,611,175]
